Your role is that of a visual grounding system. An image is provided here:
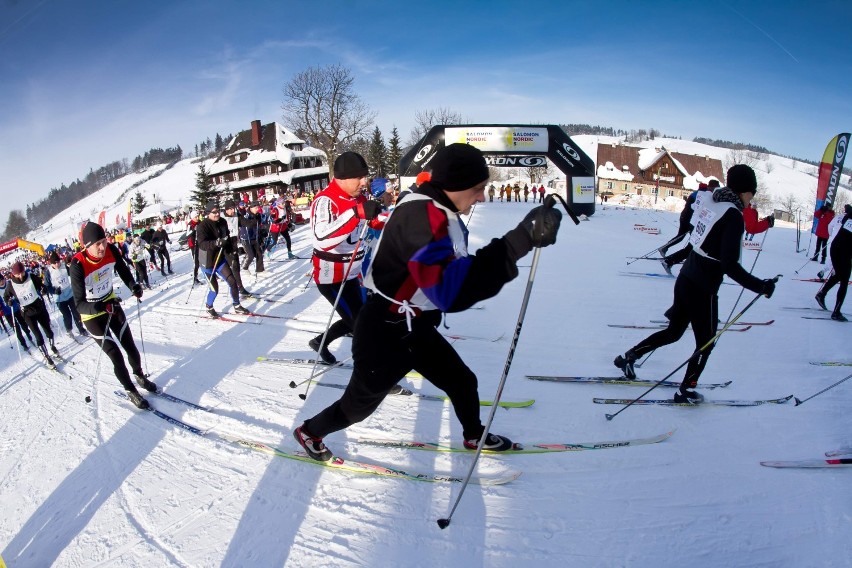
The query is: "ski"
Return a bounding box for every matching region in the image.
[257,356,352,369]
[526,375,732,389]
[760,458,852,469]
[308,380,534,408]
[618,271,674,279]
[354,430,674,454]
[114,391,517,485]
[150,389,210,412]
[442,332,505,342]
[650,319,774,326]
[801,316,847,321]
[608,324,752,332]
[809,361,852,367]
[163,310,262,325]
[592,395,794,407]
[244,295,293,304]
[625,256,665,261]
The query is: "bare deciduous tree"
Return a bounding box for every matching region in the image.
[281,64,376,166]
[408,107,464,145]
[777,193,802,219]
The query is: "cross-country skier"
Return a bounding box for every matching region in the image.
[196,202,250,317]
[222,199,252,299]
[43,251,87,338]
[151,223,173,275]
[659,180,718,274]
[815,204,851,321]
[128,236,152,289]
[613,165,777,403]
[293,143,563,461]
[0,272,35,351]
[5,261,60,367]
[71,221,157,408]
[307,151,384,364]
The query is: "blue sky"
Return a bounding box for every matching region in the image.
[1,0,850,224]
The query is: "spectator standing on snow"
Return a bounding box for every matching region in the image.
[812,204,836,264]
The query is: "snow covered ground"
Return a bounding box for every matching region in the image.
[1,191,850,567]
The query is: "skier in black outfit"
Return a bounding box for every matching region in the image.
[196,202,250,317]
[659,179,719,274]
[139,224,158,272]
[222,199,252,298]
[293,143,563,461]
[71,222,157,409]
[151,224,173,275]
[4,261,60,366]
[239,202,265,274]
[613,165,777,403]
[0,272,35,351]
[815,204,852,321]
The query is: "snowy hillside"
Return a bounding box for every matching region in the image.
[1,192,849,567]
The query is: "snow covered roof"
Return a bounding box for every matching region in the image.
[597,161,635,181]
[209,122,327,176]
[214,167,328,190]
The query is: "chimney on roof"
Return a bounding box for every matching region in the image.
[251,120,262,147]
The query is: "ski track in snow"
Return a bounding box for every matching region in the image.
[1,158,851,566]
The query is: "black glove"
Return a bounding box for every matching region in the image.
[215,237,226,247]
[820,204,829,212]
[761,279,776,299]
[845,204,852,216]
[764,214,775,228]
[355,201,382,220]
[55,287,61,295]
[132,283,143,299]
[517,206,563,247]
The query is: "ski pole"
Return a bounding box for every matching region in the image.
[288,355,355,395]
[136,299,149,373]
[793,256,812,275]
[634,349,655,369]
[605,277,780,422]
[11,312,22,363]
[794,372,852,406]
[724,230,769,325]
[300,222,370,401]
[627,233,685,266]
[87,308,115,403]
[439,194,580,530]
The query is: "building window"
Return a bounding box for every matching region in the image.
[233,172,239,181]
[667,189,675,197]
[605,181,613,190]
[265,165,272,175]
[218,176,224,184]
[622,183,628,191]
[248,169,254,178]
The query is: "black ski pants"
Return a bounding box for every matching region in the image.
[133,260,150,287]
[813,237,829,261]
[315,278,364,346]
[820,243,851,313]
[6,311,33,348]
[241,240,265,273]
[83,307,142,392]
[20,302,54,347]
[57,297,85,334]
[224,249,245,292]
[629,276,718,390]
[157,248,171,273]
[304,301,485,441]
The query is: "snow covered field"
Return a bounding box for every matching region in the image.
[1,192,849,567]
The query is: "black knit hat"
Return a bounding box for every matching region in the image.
[204,200,219,214]
[48,251,60,263]
[429,143,490,192]
[333,152,369,179]
[10,261,24,276]
[81,221,106,247]
[726,164,757,194]
[223,199,236,209]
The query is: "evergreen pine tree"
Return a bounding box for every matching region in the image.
[2,210,30,240]
[133,191,148,214]
[367,126,387,178]
[215,133,224,152]
[386,127,402,178]
[192,163,217,211]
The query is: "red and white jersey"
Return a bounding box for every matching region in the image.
[311,180,383,284]
[74,246,118,302]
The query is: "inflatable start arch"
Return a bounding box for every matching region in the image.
[399,124,597,216]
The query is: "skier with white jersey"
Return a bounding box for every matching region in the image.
[4,261,60,367]
[43,251,87,338]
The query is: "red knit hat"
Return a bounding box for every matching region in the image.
[416,171,431,185]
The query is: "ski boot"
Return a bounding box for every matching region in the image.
[49,339,60,356]
[831,311,848,322]
[673,389,704,404]
[463,432,514,451]
[309,336,337,364]
[660,259,673,276]
[232,304,251,315]
[40,345,56,369]
[815,293,828,311]
[239,288,253,299]
[293,425,332,461]
[126,389,150,409]
[134,372,158,393]
[613,349,638,380]
[206,305,218,318]
[288,251,297,260]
